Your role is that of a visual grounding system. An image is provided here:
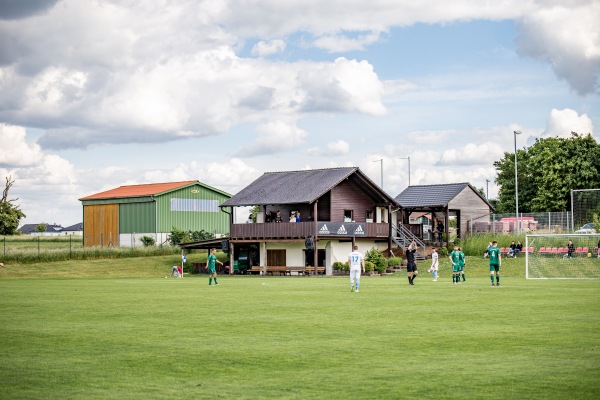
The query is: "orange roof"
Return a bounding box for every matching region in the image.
[80,181,197,200]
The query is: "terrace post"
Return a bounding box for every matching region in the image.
[313,201,318,274]
[388,204,392,255]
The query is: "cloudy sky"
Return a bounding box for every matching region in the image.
[0,0,599,227]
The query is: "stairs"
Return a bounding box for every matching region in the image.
[391,224,427,261]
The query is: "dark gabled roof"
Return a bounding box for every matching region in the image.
[222,167,396,207]
[18,223,64,234]
[395,182,492,209]
[62,222,83,231]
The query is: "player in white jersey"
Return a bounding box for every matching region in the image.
[348,245,365,292]
[428,248,439,281]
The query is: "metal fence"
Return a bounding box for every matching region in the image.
[468,212,572,235]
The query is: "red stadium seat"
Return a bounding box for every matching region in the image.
[583,247,589,254]
[499,247,507,253]
[551,247,558,254]
[575,247,584,254]
[558,247,566,254]
[538,247,546,253]
[527,247,534,253]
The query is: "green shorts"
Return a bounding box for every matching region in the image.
[208,267,216,275]
[459,265,464,272]
[452,264,460,272]
[489,264,500,272]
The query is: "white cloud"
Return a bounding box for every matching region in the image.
[543,108,594,138]
[312,31,383,52]
[437,142,506,166]
[515,2,600,95]
[237,121,308,156]
[251,39,286,56]
[0,124,44,167]
[307,140,350,156]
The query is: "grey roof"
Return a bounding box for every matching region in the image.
[62,222,83,231]
[395,182,491,208]
[222,167,395,207]
[18,223,64,234]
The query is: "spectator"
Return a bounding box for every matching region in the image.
[289,213,296,223]
[565,240,575,258]
[275,210,282,223]
[295,211,301,222]
[247,213,253,223]
[515,240,523,256]
[507,241,517,258]
[437,220,444,242]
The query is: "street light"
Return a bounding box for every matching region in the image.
[398,156,411,186]
[514,130,522,234]
[373,159,383,188]
[485,179,490,199]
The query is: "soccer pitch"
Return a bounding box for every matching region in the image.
[0,259,599,399]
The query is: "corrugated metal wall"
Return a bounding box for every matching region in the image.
[83,204,119,247]
[119,202,156,234]
[156,185,230,234]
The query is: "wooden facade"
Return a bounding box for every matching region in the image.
[83,204,119,247]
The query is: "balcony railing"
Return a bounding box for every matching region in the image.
[229,222,390,240]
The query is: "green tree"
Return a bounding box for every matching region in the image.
[35,223,47,233]
[494,133,600,212]
[0,176,26,235]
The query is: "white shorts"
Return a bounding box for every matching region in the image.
[350,268,361,283]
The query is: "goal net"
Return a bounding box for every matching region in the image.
[526,234,600,279]
[571,188,600,231]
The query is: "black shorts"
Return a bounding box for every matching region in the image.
[407,263,417,272]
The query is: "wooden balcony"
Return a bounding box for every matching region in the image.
[230,222,390,240]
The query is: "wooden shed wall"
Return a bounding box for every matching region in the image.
[449,187,491,236]
[83,204,119,247]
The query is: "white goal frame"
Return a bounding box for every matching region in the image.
[526,234,600,280]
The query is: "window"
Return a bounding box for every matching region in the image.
[344,210,353,222]
[366,210,374,223]
[170,198,219,212]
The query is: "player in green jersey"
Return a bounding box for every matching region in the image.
[458,246,466,282]
[207,248,223,286]
[488,240,502,286]
[449,245,462,284]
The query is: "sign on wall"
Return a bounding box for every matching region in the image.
[317,222,366,237]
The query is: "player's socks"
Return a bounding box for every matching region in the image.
[214,277,218,285]
[462,273,466,281]
[496,276,500,284]
[490,275,494,284]
[209,277,212,285]
[408,276,411,284]
[356,281,360,290]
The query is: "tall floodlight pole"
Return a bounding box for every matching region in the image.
[398,157,411,186]
[485,179,490,199]
[374,159,383,188]
[514,130,522,235]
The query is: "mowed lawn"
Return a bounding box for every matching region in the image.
[0,257,598,399]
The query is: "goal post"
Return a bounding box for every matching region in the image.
[526,234,600,279]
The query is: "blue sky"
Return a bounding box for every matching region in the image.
[0,0,598,226]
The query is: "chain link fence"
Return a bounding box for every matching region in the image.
[468,212,572,235]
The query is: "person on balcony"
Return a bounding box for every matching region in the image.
[275,210,282,222]
[289,213,296,223]
[295,211,301,222]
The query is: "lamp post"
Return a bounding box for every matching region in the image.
[485,179,490,199]
[398,156,411,186]
[514,130,522,235]
[373,159,383,188]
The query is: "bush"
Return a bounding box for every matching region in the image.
[169,226,215,246]
[140,236,155,247]
[388,257,402,266]
[364,261,374,272]
[439,246,448,257]
[332,261,344,271]
[365,247,387,274]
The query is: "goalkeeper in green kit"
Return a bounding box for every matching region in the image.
[488,240,501,286]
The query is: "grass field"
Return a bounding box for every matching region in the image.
[0,256,598,399]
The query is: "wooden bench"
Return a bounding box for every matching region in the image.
[265,266,287,275]
[247,266,262,275]
[286,266,307,276]
[305,266,325,275]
